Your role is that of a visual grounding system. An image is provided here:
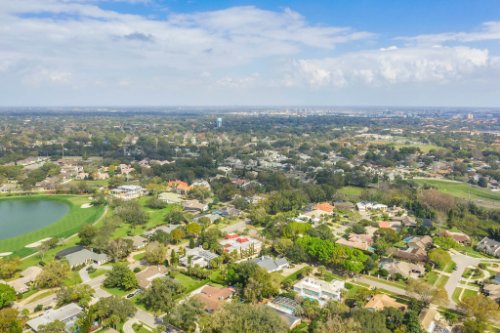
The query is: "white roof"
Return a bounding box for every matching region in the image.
[27,303,83,330]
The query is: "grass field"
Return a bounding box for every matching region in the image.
[393,143,442,153]
[413,178,500,208]
[112,198,177,238]
[0,195,105,257]
[174,273,208,294]
[337,186,364,198]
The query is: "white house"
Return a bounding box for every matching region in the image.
[111,185,147,200]
[293,277,345,306]
[180,247,219,268]
[27,303,83,332]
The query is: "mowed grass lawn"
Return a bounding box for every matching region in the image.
[0,195,104,257]
[112,198,178,238]
[413,178,500,207]
[337,186,364,198]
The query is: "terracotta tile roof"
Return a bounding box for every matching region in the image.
[313,202,334,213]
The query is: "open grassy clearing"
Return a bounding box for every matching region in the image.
[112,198,177,238]
[174,272,208,294]
[413,178,500,207]
[337,186,364,198]
[0,195,104,257]
[393,143,443,153]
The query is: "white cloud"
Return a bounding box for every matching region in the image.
[399,21,500,44]
[291,46,492,88]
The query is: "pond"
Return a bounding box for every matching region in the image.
[0,199,70,240]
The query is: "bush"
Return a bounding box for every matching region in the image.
[133,267,141,273]
[34,304,43,312]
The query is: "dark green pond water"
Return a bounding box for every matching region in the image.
[0,199,70,240]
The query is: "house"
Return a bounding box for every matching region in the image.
[380,259,425,278]
[27,303,83,332]
[356,202,388,212]
[313,202,334,213]
[378,221,402,232]
[158,192,184,204]
[483,283,500,301]
[389,246,428,262]
[143,224,178,237]
[299,209,328,223]
[168,180,191,194]
[180,247,219,268]
[365,294,408,311]
[182,199,208,212]
[124,235,148,250]
[438,230,471,245]
[212,206,241,217]
[55,246,109,268]
[191,179,211,190]
[192,285,236,312]
[419,307,452,333]
[251,256,289,273]
[136,266,168,289]
[333,201,355,211]
[266,297,302,329]
[111,185,147,200]
[6,266,42,294]
[220,234,262,258]
[336,234,373,252]
[293,277,345,306]
[407,235,433,250]
[476,237,500,257]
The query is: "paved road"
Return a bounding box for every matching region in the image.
[123,319,139,333]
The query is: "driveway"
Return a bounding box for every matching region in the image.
[444,251,482,308]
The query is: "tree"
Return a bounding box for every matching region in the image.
[78,225,97,246]
[186,222,202,238]
[273,238,293,255]
[226,262,278,302]
[103,263,138,291]
[459,294,500,324]
[92,296,136,328]
[406,279,447,306]
[142,278,185,313]
[114,201,148,225]
[0,257,20,279]
[0,308,23,333]
[313,315,361,333]
[0,284,16,309]
[352,309,390,333]
[56,285,95,308]
[144,242,167,266]
[164,298,205,332]
[36,261,69,288]
[201,303,288,333]
[428,248,452,270]
[164,209,188,224]
[171,228,185,244]
[106,238,133,261]
[37,320,66,333]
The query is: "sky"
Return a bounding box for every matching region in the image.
[1,0,500,107]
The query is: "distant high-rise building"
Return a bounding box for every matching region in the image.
[466,113,474,120]
[216,117,222,128]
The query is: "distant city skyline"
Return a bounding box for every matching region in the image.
[1,1,500,107]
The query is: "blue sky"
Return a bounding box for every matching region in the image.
[1,0,499,106]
